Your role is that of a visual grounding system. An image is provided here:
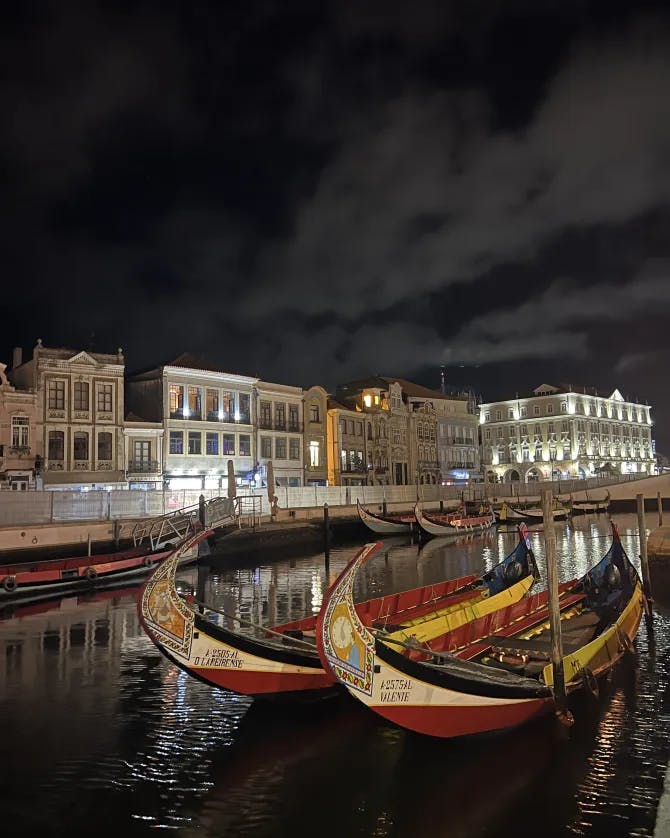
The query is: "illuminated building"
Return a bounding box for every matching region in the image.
[480,383,656,483]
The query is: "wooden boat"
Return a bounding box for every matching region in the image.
[568,492,610,516]
[0,527,210,606]
[357,500,416,534]
[138,527,539,700]
[317,523,643,739]
[500,500,570,523]
[414,503,496,538]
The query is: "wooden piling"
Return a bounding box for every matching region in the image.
[636,493,654,627]
[323,503,331,561]
[658,491,663,528]
[541,488,571,725]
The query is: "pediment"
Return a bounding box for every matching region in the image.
[609,389,625,402]
[68,351,98,366]
[533,383,559,395]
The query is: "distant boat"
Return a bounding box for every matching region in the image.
[498,500,569,523]
[568,492,610,516]
[357,500,415,534]
[414,503,496,538]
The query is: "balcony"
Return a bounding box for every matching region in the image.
[127,459,160,474]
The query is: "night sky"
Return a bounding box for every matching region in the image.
[3,2,669,450]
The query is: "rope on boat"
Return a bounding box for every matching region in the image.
[186,596,317,650]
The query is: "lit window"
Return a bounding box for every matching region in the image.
[206,432,219,455]
[206,389,219,421]
[261,436,272,458]
[309,441,319,467]
[276,437,287,459]
[187,387,201,420]
[239,435,251,456]
[169,431,183,454]
[222,434,235,455]
[363,394,372,407]
[169,385,184,418]
[310,402,320,422]
[289,438,300,459]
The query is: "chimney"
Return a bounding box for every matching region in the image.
[12,347,22,369]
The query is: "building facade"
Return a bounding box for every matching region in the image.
[123,414,164,490]
[125,355,256,491]
[254,381,304,488]
[326,400,371,487]
[480,383,656,483]
[0,360,41,490]
[11,341,126,489]
[302,386,328,486]
[336,377,475,485]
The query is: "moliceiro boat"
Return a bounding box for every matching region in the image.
[357,501,416,534]
[0,526,211,607]
[498,500,570,523]
[139,528,539,700]
[567,492,610,516]
[414,503,496,538]
[317,524,642,739]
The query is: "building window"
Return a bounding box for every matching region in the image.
[97,432,112,461]
[238,393,250,423]
[239,435,251,456]
[508,408,514,418]
[289,438,300,459]
[206,432,219,455]
[310,402,320,422]
[73,431,89,461]
[187,387,201,420]
[309,440,320,467]
[188,432,201,455]
[260,401,271,428]
[74,381,89,411]
[520,406,527,417]
[261,436,272,458]
[547,404,554,414]
[221,391,234,422]
[206,389,219,421]
[560,402,567,413]
[533,406,540,415]
[222,434,235,455]
[169,385,184,418]
[48,380,65,410]
[289,405,299,431]
[495,410,502,420]
[276,437,287,459]
[275,404,286,430]
[134,440,151,468]
[48,430,64,460]
[169,431,184,454]
[11,416,29,449]
[485,429,491,440]
[484,411,490,421]
[97,384,113,413]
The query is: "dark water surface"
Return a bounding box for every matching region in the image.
[1,514,669,837]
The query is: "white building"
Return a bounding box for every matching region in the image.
[125,354,256,492]
[255,380,305,488]
[480,383,656,483]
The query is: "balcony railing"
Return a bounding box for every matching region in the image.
[258,419,303,432]
[127,459,159,473]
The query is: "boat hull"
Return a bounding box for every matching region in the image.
[357,502,413,534]
[415,503,496,538]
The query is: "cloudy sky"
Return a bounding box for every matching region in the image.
[2,1,669,448]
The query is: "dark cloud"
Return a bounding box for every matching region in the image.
[2,1,670,449]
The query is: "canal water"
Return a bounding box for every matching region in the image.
[1,513,669,837]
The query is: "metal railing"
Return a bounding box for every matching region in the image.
[127,460,159,473]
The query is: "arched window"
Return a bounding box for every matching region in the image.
[73,432,89,461]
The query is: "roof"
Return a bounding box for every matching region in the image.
[168,352,224,373]
[337,376,467,401]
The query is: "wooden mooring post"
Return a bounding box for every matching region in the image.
[323,503,331,563]
[658,491,663,528]
[636,493,654,628]
[542,489,573,726]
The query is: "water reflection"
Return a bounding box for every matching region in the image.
[0,514,668,837]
